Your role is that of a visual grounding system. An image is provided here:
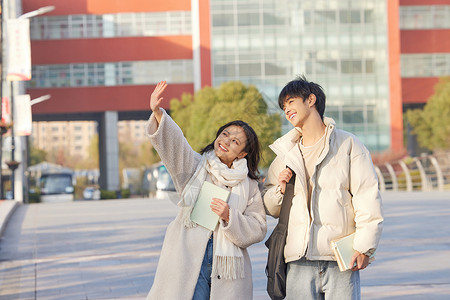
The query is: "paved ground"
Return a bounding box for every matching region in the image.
[0,191,449,299]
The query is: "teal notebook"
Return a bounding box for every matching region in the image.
[331,233,376,272]
[190,181,230,231]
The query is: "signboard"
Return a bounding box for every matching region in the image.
[6,19,31,81]
[2,96,11,124]
[15,94,32,136]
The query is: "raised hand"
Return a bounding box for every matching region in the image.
[150,81,167,124]
[150,81,168,112]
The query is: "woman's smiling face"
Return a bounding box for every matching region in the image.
[213,125,248,168]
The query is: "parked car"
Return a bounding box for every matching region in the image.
[83,186,101,200]
[142,163,178,204]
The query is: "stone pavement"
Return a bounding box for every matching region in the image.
[0,191,449,299]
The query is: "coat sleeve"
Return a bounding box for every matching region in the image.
[219,181,267,249]
[349,145,384,255]
[145,108,202,193]
[262,155,284,218]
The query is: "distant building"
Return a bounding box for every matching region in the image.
[31,120,148,160]
[24,0,450,155]
[32,121,96,159]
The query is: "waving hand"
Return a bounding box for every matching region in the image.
[150,81,167,124]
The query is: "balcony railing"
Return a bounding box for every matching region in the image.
[374,152,450,192]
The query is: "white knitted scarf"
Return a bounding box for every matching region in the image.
[179,150,249,280]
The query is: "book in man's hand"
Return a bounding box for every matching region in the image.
[331,232,376,272]
[190,181,230,231]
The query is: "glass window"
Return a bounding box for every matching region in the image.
[263,12,286,25]
[265,63,288,76]
[305,61,313,74]
[367,106,376,123]
[400,6,450,29]
[238,13,260,26]
[70,15,86,38]
[317,60,338,74]
[342,60,362,74]
[304,10,312,25]
[343,109,364,124]
[365,60,374,73]
[29,60,193,88]
[364,10,374,23]
[212,13,235,27]
[31,11,192,40]
[47,17,69,39]
[339,10,361,24]
[239,63,261,76]
[325,107,341,123]
[120,63,133,85]
[72,65,86,86]
[314,10,336,25]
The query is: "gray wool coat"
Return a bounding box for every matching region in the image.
[145,109,267,300]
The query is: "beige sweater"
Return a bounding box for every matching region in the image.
[263,117,383,263]
[145,109,267,300]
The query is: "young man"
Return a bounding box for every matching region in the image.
[263,76,383,299]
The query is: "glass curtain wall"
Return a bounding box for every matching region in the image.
[210,0,390,151]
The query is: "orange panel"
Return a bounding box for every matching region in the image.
[401,30,450,54]
[87,0,190,13]
[29,84,194,114]
[199,0,212,87]
[31,36,193,64]
[388,0,404,153]
[402,77,440,104]
[23,0,190,15]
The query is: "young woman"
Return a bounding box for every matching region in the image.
[146,81,267,300]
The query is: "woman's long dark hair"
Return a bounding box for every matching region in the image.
[200,120,261,180]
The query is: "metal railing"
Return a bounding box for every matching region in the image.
[374,152,450,192]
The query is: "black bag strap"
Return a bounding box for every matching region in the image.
[278,168,296,226]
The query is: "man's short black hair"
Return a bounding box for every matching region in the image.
[278,75,326,120]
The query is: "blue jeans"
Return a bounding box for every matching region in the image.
[192,236,213,300]
[286,257,361,300]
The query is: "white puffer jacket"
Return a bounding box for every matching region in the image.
[263,117,383,263]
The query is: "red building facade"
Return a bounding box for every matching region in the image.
[26,0,210,116]
[399,0,450,106]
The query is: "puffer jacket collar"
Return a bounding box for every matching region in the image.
[268,117,336,200]
[269,117,336,163]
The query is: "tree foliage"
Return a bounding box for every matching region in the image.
[405,76,450,150]
[29,143,47,166]
[170,81,281,168]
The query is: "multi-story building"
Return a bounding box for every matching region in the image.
[400,0,450,109]
[32,121,96,159]
[399,0,450,154]
[31,119,148,160]
[209,0,400,152]
[20,0,450,190]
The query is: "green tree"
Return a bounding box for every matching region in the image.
[29,143,47,166]
[406,76,450,150]
[170,81,281,168]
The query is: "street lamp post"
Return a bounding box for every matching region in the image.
[17,6,55,20]
[23,95,50,204]
[2,5,55,200]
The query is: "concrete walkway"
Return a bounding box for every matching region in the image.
[0,191,449,299]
